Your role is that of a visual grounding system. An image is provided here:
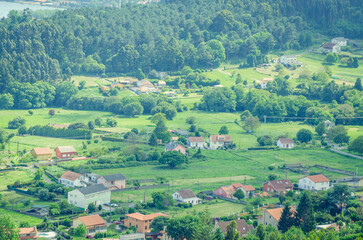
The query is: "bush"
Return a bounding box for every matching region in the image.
[94,139,99,143]
[8,117,26,129]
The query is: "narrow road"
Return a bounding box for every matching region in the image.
[27,166,53,184]
[325,137,363,160]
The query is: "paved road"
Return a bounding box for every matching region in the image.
[325,137,363,160]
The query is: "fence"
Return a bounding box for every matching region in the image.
[314,165,356,176]
[111,184,170,192]
[128,179,155,183]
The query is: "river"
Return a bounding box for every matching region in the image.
[0,1,60,18]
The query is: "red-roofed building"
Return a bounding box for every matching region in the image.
[276,138,294,149]
[59,171,88,188]
[31,148,52,161]
[263,179,293,195]
[209,135,232,150]
[73,214,107,236]
[124,212,168,233]
[298,174,330,191]
[188,136,205,149]
[214,183,255,199]
[18,227,38,239]
[54,146,77,159]
[258,207,295,229]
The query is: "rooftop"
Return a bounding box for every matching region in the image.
[210,135,232,142]
[55,146,76,153]
[323,43,337,49]
[217,219,253,236]
[33,147,52,155]
[60,171,82,181]
[176,189,196,199]
[265,179,293,191]
[19,227,37,235]
[102,173,126,182]
[165,141,185,151]
[307,174,330,183]
[278,138,294,144]
[188,137,204,142]
[77,184,109,195]
[126,212,168,221]
[76,214,106,227]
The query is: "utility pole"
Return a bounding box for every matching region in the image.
[146,127,149,145]
[264,115,267,136]
[17,141,19,156]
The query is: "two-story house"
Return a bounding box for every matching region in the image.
[68,184,111,210]
[54,146,77,159]
[97,173,127,189]
[209,135,232,150]
[331,37,347,47]
[172,189,201,205]
[73,214,107,236]
[124,212,168,234]
[59,171,88,188]
[263,179,293,195]
[31,147,52,161]
[187,137,205,149]
[298,174,330,191]
[258,207,295,229]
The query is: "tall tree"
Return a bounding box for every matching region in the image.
[295,191,316,233]
[0,216,19,240]
[278,204,293,233]
[225,220,240,240]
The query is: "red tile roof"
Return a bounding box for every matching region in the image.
[19,227,37,235]
[307,174,330,183]
[188,137,204,142]
[60,171,82,181]
[266,207,295,222]
[210,135,232,142]
[77,215,106,227]
[217,219,253,236]
[241,185,256,192]
[33,148,52,155]
[265,179,293,192]
[278,138,294,144]
[126,212,168,221]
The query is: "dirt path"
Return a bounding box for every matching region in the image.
[216,68,232,76]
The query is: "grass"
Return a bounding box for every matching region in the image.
[0,208,43,227]
[0,170,34,190]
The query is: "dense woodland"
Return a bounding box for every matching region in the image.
[0,0,363,92]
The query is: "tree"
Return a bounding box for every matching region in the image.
[315,122,327,136]
[296,129,312,143]
[8,117,26,129]
[278,204,293,233]
[225,220,240,240]
[34,168,44,180]
[236,74,242,85]
[95,117,102,127]
[327,184,351,215]
[333,133,350,144]
[28,110,33,115]
[354,78,362,91]
[123,102,144,117]
[159,151,185,168]
[88,121,95,130]
[167,215,199,240]
[240,110,252,121]
[219,125,229,134]
[48,109,55,117]
[74,224,87,237]
[257,135,273,146]
[0,216,19,240]
[149,133,158,146]
[106,118,117,127]
[325,53,338,64]
[38,188,50,200]
[233,189,245,200]
[348,136,363,155]
[88,203,96,213]
[151,113,167,125]
[151,192,174,209]
[194,208,215,240]
[186,116,196,125]
[135,68,145,80]
[256,224,266,240]
[0,94,14,109]
[295,191,316,233]
[63,218,72,227]
[243,116,261,133]
[78,80,86,90]
[18,125,27,135]
[151,216,169,232]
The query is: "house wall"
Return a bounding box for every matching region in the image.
[258,211,279,229]
[214,188,229,198]
[298,178,330,191]
[277,140,294,148]
[332,39,347,46]
[68,190,111,210]
[210,141,224,150]
[124,217,153,233]
[173,145,186,155]
[97,178,126,189]
[172,193,201,205]
[59,176,88,188]
[31,150,52,161]
[263,183,292,195]
[190,142,204,148]
[72,219,107,236]
[55,149,76,159]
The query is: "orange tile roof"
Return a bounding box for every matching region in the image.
[241,185,256,191]
[77,215,106,227]
[188,137,204,143]
[232,183,243,188]
[307,174,330,183]
[126,212,168,221]
[19,227,37,235]
[33,147,52,155]
[266,207,295,222]
[60,171,82,181]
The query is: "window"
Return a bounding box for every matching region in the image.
[145,226,147,230]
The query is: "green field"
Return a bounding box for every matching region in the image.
[0,208,43,227]
[0,170,34,190]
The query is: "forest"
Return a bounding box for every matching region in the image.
[0,0,363,94]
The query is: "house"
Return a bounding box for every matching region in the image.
[68,184,111,210]
[172,189,202,205]
[258,207,295,229]
[110,82,123,89]
[124,212,168,234]
[54,146,77,159]
[263,179,293,195]
[216,219,253,237]
[165,142,186,155]
[187,137,205,149]
[97,174,127,189]
[209,135,232,150]
[31,147,52,161]
[331,37,347,47]
[73,214,107,236]
[86,173,101,182]
[298,174,330,191]
[260,78,273,89]
[279,55,302,67]
[119,233,146,240]
[99,85,110,92]
[158,80,166,86]
[323,43,341,53]
[59,171,88,188]
[18,227,38,240]
[214,183,255,199]
[276,138,294,149]
[171,136,179,141]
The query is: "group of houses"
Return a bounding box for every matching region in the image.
[31,146,77,161]
[99,78,170,95]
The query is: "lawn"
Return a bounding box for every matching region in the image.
[0,208,43,227]
[0,170,34,190]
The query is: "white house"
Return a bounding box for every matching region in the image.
[298,174,330,191]
[323,43,341,53]
[68,184,111,210]
[331,37,347,47]
[172,189,201,205]
[276,138,294,149]
[209,135,232,150]
[188,137,205,149]
[279,55,302,67]
[59,171,89,188]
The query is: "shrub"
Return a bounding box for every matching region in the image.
[8,117,26,129]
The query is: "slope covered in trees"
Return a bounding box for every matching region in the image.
[0,0,362,94]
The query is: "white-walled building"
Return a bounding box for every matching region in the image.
[209,135,232,150]
[298,174,330,191]
[323,43,341,53]
[59,171,88,188]
[173,189,201,205]
[276,138,294,149]
[279,55,302,67]
[188,137,205,149]
[68,184,111,210]
[331,37,347,47]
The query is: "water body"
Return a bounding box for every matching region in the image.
[0,1,59,18]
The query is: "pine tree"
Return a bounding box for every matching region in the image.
[225,220,240,240]
[149,133,158,146]
[354,78,362,91]
[278,204,293,233]
[256,224,266,240]
[295,191,316,233]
